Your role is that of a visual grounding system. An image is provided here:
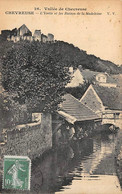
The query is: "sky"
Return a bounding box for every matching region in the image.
[0,0,121,65]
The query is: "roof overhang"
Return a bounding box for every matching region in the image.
[103,110,122,114]
[57,111,77,124]
[57,111,100,124]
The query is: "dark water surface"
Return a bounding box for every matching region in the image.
[31,131,122,194]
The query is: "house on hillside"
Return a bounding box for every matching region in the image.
[16,24,32,42]
[66,67,117,88]
[2,28,17,40]
[47,33,54,42]
[41,34,48,43]
[7,24,32,42]
[33,30,41,41]
[80,84,122,126]
[17,24,32,37]
[66,69,84,87]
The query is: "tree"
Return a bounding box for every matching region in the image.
[65,80,91,100]
[2,41,72,113]
[0,92,30,128]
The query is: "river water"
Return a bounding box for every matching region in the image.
[31,131,122,194]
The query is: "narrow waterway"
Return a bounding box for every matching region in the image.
[31,130,122,194]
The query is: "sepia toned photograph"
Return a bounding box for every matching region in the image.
[0,0,122,193]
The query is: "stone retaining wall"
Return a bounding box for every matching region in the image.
[0,113,52,183]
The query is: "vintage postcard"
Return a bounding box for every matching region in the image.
[0,0,122,193]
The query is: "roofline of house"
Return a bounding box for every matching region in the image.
[61,93,100,120]
[70,92,99,115]
[58,110,100,124]
[80,84,104,107]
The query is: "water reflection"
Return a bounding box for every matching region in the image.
[56,176,121,194]
[31,132,121,193]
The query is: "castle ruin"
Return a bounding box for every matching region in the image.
[1,24,54,43]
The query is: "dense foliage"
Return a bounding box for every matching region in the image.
[0,93,29,127]
[2,41,73,112]
[0,39,121,74]
[65,81,91,100]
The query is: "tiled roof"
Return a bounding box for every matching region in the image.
[93,85,122,110]
[60,94,99,122]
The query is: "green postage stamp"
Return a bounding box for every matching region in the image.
[3,156,31,190]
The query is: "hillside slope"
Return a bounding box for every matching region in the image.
[0,39,121,74]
